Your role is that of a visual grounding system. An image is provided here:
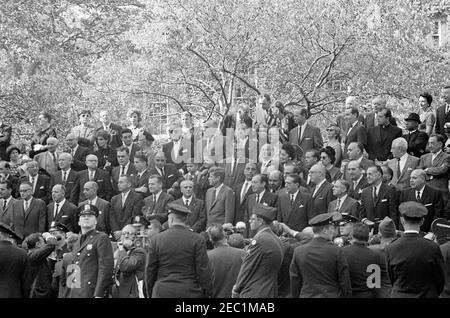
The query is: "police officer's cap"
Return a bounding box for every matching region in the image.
[252,204,277,222]
[167,202,192,216]
[0,222,22,242]
[399,201,428,219]
[309,212,336,227]
[77,204,99,218]
[49,221,70,233]
[148,213,169,224]
[340,213,359,225]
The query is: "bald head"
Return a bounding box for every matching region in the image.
[268,170,282,191]
[86,154,98,170]
[309,163,326,184]
[410,169,426,190]
[46,137,59,153]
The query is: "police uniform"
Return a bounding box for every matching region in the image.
[385,201,445,298]
[65,204,114,298]
[334,213,358,247]
[145,203,213,298]
[290,212,352,298]
[233,204,284,298]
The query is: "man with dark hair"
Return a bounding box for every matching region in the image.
[277,174,312,232]
[301,149,320,187]
[233,163,257,225]
[47,184,79,233]
[163,122,186,170]
[132,152,150,198]
[205,167,235,226]
[290,212,352,298]
[51,153,79,204]
[149,151,180,192]
[121,128,140,163]
[289,108,323,154]
[111,146,137,195]
[143,174,173,224]
[344,107,367,156]
[207,224,247,298]
[365,97,397,129]
[385,201,445,298]
[0,161,20,198]
[233,204,284,298]
[435,85,450,136]
[359,165,398,227]
[347,160,368,201]
[0,180,17,227]
[65,133,89,171]
[403,113,428,157]
[328,179,359,217]
[22,160,51,204]
[145,203,213,298]
[367,108,403,162]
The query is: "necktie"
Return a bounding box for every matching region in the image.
[52,152,57,168]
[416,191,421,201]
[336,198,341,211]
[3,199,6,210]
[122,194,126,207]
[24,200,29,211]
[152,194,156,204]
[298,126,302,142]
[241,182,249,203]
[397,158,401,178]
[89,171,94,181]
[256,194,260,203]
[54,203,59,217]
[185,199,190,207]
[62,171,67,183]
[31,177,35,193]
[373,187,378,202]
[290,194,294,205]
[121,165,125,176]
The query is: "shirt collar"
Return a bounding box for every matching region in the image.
[257,189,266,198]
[338,194,347,202]
[315,179,326,191]
[215,183,224,193]
[354,175,364,185]
[290,189,300,200]
[374,182,382,192]
[399,153,408,162]
[404,230,420,234]
[416,185,425,194]
[90,196,98,205]
[56,198,66,206]
[433,150,442,157]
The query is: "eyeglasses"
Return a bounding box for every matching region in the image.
[168,129,174,134]
[320,156,328,159]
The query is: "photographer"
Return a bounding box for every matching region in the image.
[112,224,146,298]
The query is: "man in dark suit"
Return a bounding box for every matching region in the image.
[149,151,180,192]
[132,152,151,198]
[0,224,30,298]
[220,103,251,136]
[78,181,111,235]
[434,85,450,136]
[143,174,174,223]
[22,160,51,203]
[403,113,428,158]
[233,204,284,298]
[386,137,420,191]
[359,165,398,227]
[0,161,20,198]
[120,128,140,164]
[111,146,137,195]
[277,173,312,232]
[344,107,367,156]
[399,169,444,233]
[173,180,206,233]
[72,154,114,203]
[0,180,18,227]
[207,224,247,298]
[309,164,335,220]
[418,134,450,201]
[328,179,359,218]
[205,167,235,226]
[268,170,283,194]
[385,202,445,298]
[290,212,352,298]
[289,108,323,155]
[222,154,246,188]
[65,133,90,171]
[51,153,80,205]
[145,203,213,298]
[12,181,46,239]
[162,122,187,170]
[367,108,403,162]
[47,184,79,233]
[364,97,397,129]
[109,176,144,238]
[96,110,122,150]
[0,119,12,161]
[233,163,257,225]
[347,160,369,201]
[65,205,114,298]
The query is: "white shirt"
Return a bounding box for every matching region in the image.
[88,169,96,179]
[71,145,79,156]
[240,181,251,201]
[289,189,300,203]
[173,140,182,160]
[183,195,193,206]
[373,182,382,197]
[313,179,326,197]
[138,169,147,179]
[88,196,98,206]
[125,143,133,155]
[356,156,363,164]
[347,120,358,135]
[404,230,420,234]
[353,175,364,189]
[298,123,307,140]
[152,190,163,203]
[431,150,442,164]
[61,168,71,181]
[336,195,347,210]
[3,196,11,209]
[54,199,66,217]
[415,186,425,199]
[23,198,32,210]
[397,153,408,175]
[29,175,38,193]
[255,190,265,203]
[121,190,131,205]
[120,162,130,175]
[261,160,271,173]
[213,183,224,198]
[155,166,165,176]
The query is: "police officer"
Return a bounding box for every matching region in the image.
[233,204,284,298]
[145,202,213,298]
[385,201,445,298]
[65,204,114,298]
[290,212,352,298]
[333,212,358,247]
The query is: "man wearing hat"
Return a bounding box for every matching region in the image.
[65,204,114,298]
[290,212,352,298]
[403,112,428,158]
[333,212,359,247]
[385,201,445,298]
[232,204,284,298]
[0,222,30,298]
[145,202,213,298]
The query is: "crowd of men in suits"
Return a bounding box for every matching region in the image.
[1,86,450,298]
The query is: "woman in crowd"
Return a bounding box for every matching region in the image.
[7,145,28,178]
[258,143,279,175]
[127,109,145,142]
[418,92,435,136]
[137,130,156,169]
[29,111,58,158]
[320,146,342,182]
[279,142,300,172]
[70,109,95,149]
[324,124,342,168]
[93,129,118,173]
[267,101,284,128]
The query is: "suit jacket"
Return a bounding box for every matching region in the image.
[310,181,335,220]
[34,150,61,176]
[65,229,114,298]
[208,245,247,298]
[386,154,420,191]
[50,169,79,205]
[289,123,324,154]
[47,200,79,233]
[359,183,398,226]
[435,104,450,136]
[112,246,146,298]
[126,143,141,164]
[290,236,352,298]
[78,198,111,235]
[145,225,213,298]
[418,151,450,195]
[162,139,192,170]
[173,197,206,233]
[385,233,445,298]
[367,124,403,161]
[0,197,17,228]
[196,135,226,163]
[5,174,20,198]
[70,146,90,171]
[365,112,397,129]
[143,191,174,221]
[222,161,246,187]
[109,191,144,233]
[277,191,312,232]
[131,169,151,198]
[0,240,31,298]
[73,169,114,202]
[404,131,428,158]
[342,158,373,181]
[12,198,47,239]
[399,185,443,233]
[205,184,235,226]
[348,176,369,201]
[327,196,359,218]
[149,164,180,191]
[110,163,137,195]
[440,241,450,298]
[344,122,368,155]
[21,174,51,204]
[233,182,254,225]
[245,191,278,224]
[234,227,284,298]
